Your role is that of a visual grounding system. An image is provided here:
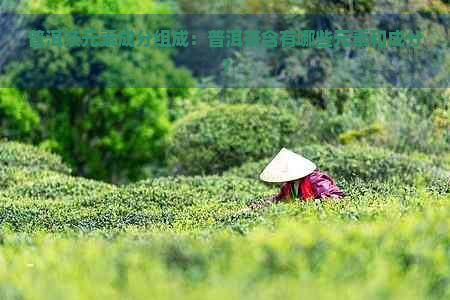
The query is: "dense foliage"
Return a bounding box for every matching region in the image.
[0,89,39,140]
[0,0,194,182]
[0,204,449,300]
[0,139,449,299]
[23,88,174,182]
[1,0,449,182]
[0,142,448,233]
[168,104,300,175]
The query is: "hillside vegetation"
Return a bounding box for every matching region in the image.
[0,1,449,299]
[0,139,449,299]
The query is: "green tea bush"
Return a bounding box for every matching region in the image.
[0,141,70,174]
[0,168,115,201]
[0,171,445,233]
[129,175,274,206]
[0,141,446,233]
[0,167,20,189]
[0,175,274,232]
[0,197,166,232]
[0,198,449,300]
[225,143,448,186]
[0,166,69,189]
[369,90,450,155]
[168,104,301,175]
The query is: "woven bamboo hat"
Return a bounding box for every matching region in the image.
[259,148,316,183]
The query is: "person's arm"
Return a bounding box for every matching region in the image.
[249,182,291,209]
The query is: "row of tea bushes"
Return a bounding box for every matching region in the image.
[128,176,275,207]
[0,141,115,201]
[0,141,71,174]
[0,173,445,233]
[0,175,270,232]
[0,167,116,201]
[0,198,448,300]
[0,141,447,233]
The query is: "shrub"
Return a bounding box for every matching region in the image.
[0,168,115,201]
[0,197,167,232]
[168,104,301,175]
[127,175,274,207]
[0,166,56,189]
[0,141,70,174]
[0,175,274,232]
[338,122,382,144]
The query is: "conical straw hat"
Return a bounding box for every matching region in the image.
[259,148,316,183]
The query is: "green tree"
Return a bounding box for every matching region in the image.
[0,88,39,140]
[2,0,194,182]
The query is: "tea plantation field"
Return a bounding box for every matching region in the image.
[0,141,449,300]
